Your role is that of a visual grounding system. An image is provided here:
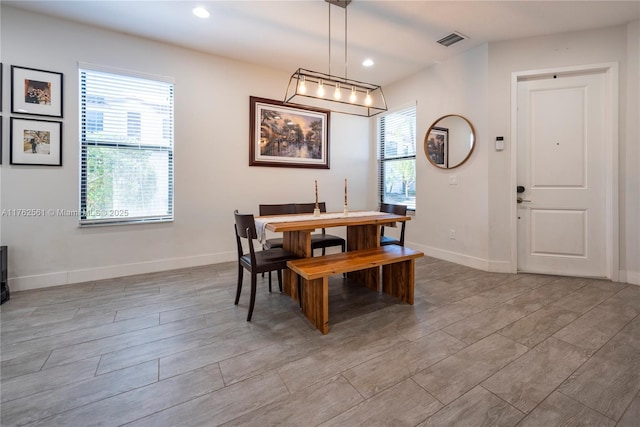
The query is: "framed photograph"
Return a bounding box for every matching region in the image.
[426,126,448,167]
[1,63,3,113]
[250,96,329,169]
[11,65,63,118]
[10,117,62,166]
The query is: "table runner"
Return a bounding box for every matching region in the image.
[255,211,386,244]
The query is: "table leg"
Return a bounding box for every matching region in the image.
[382,259,415,304]
[346,223,380,250]
[346,223,380,291]
[282,230,312,302]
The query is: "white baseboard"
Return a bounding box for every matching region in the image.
[620,270,640,286]
[410,242,640,285]
[9,251,237,292]
[9,248,638,292]
[488,260,514,274]
[408,242,497,272]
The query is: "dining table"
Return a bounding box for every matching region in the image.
[255,210,413,310]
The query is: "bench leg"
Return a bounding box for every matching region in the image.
[300,277,329,334]
[347,267,379,292]
[382,259,415,304]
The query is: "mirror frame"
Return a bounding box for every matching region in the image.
[424,114,476,169]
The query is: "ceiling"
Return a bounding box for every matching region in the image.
[4,1,639,86]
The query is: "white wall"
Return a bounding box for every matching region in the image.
[625,20,639,285]
[0,7,371,291]
[377,45,491,270]
[381,22,639,283]
[488,23,639,284]
[2,7,637,290]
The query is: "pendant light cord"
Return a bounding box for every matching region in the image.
[328,2,331,76]
[327,1,349,80]
[344,2,348,80]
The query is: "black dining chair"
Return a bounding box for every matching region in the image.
[258,203,296,250]
[233,210,300,321]
[258,203,296,289]
[295,202,346,256]
[379,203,407,246]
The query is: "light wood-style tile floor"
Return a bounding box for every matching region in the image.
[1,256,639,426]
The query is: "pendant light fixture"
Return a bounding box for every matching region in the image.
[284,0,387,117]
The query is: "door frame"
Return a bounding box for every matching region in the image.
[509,63,619,281]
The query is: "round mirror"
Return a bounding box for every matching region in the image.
[424,114,475,169]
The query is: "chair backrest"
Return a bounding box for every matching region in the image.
[259,203,296,216]
[234,210,258,261]
[295,202,327,214]
[380,203,407,244]
[380,202,407,216]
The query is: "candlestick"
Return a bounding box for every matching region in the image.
[343,178,348,216]
[315,180,318,206]
[344,178,348,205]
[314,180,320,216]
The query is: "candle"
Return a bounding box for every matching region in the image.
[344,178,348,205]
[315,180,318,206]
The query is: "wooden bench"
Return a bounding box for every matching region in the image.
[287,245,424,334]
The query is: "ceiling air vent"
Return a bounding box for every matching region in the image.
[437,32,467,47]
[325,0,351,7]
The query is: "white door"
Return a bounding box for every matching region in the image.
[517,71,608,278]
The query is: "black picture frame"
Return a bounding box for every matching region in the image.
[426,126,449,168]
[10,117,62,166]
[249,96,330,169]
[11,65,63,118]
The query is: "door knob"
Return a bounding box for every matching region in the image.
[517,197,531,204]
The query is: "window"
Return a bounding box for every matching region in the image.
[377,105,416,211]
[80,66,174,225]
[126,112,141,139]
[85,111,103,133]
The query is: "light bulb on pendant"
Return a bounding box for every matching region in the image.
[334,82,341,100]
[349,86,357,103]
[298,75,307,94]
[317,80,325,97]
[365,90,372,106]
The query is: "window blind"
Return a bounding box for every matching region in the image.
[377,105,417,210]
[80,68,174,225]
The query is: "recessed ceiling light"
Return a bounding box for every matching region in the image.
[362,58,374,67]
[193,7,210,18]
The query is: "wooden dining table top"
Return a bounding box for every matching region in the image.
[258,211,411,233]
